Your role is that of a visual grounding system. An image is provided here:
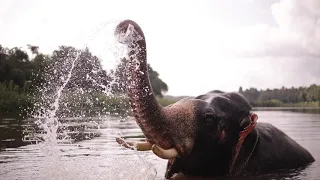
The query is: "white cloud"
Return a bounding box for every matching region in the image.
[202,0,320,95]
[222,0,320,58]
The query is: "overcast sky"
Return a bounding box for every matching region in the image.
[1,0,319,96]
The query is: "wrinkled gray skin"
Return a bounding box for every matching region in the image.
[114,19,315,179]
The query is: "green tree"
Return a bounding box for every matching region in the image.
[239,84,320,107]
[239,86,243,94]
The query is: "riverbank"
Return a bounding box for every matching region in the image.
[159,96,320,108]
[251,99,319,108]
[253,107,320,114]
[0,86,319,118]
[0,91,178,118]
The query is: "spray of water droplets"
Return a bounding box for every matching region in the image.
[23,20,157,180]
[114,23,153,98]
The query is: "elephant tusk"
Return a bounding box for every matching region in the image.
[134,141,153,151]
[151,144,179,159]
[116,137,153,151]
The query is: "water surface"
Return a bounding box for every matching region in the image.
[0,110,319,180]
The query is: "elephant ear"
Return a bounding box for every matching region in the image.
[165,158,181,179]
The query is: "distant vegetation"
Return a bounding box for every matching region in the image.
[0,45,168,117]
[0,44,319,118]
[239,85,320,107]
[160,85,320,108]
[157,95,190,107]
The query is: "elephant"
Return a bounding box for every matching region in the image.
[113,19,315,179]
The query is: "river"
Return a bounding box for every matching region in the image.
[0,109,319,180]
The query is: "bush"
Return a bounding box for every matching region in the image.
[157,97,177,107]
[0,81,32,117]
[253,99,283,107]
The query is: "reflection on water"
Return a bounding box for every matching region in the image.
[0,116,161,180]
[0,117,103,150]
[0,110,319,180]
[0,118,24,149]
[249,110,320,180]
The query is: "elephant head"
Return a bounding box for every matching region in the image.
[114,20,258,178]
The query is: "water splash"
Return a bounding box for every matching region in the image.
[44,51,80,145]
[24,20,157,180]
[114,22,153,98]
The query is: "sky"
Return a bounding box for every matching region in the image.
[0,0,319,96]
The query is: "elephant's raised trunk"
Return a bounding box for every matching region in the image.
[115,20,172,149]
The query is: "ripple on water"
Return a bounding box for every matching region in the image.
[0,112,320,180]
[0,117,162,180]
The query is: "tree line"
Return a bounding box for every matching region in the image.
[1,43,319,117]
[239,85,320,107]
[0,44,168,117]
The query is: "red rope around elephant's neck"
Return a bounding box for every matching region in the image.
[229,113,258,174]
